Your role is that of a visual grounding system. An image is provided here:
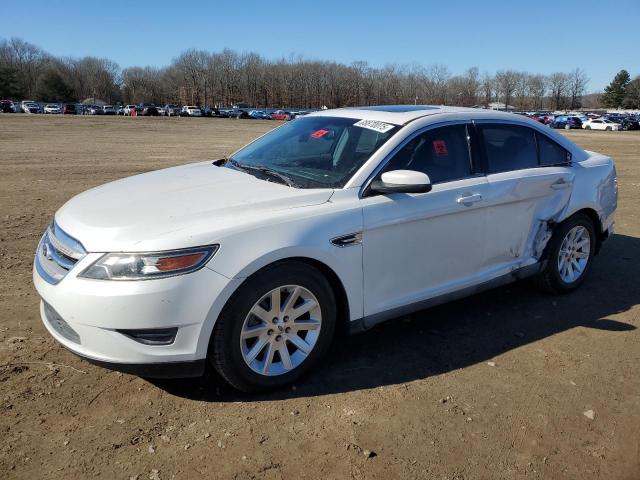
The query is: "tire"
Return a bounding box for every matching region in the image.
[585,125,591,130]
[210,261,336,392]
[606,126,612,131]
[533,213,596,294]
[564,124,570,130]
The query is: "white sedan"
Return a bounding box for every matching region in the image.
[583,118,622,131]
[33,106,617,392]
[181,105,202,117]
[43,104,62,114]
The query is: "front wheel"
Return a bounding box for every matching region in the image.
[564,124,571,130]
[210,262,336,392]
[585,125,591,130]
[606,126,612,131]
[533,213,596,294]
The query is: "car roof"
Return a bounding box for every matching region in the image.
[306,105,522,125]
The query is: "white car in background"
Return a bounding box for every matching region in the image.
[123,105,138,116]
[181,105,202,117]
[33,106,617,392]
[43,104,62,114]
[583,118,622,131]
[21,101,40,113]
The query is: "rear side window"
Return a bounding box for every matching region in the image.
[382,124,472,183]
[479,124,537,173]
[537,133,570,166]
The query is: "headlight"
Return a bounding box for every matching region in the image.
[79,245,218,280]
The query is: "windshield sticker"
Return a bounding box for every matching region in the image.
[310,129,329,139]
[353,119,395,133]
[433,139,448,156]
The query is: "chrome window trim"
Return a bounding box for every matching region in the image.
[358,119,475,198]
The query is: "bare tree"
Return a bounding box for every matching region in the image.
[548,72,570,110]
[494,70,519,109]
[568,68,589,109]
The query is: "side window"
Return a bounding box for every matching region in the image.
[382,124,472,183]
[537,132,571,166]
[479,124,537,173]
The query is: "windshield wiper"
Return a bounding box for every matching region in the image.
[227,159,297,188]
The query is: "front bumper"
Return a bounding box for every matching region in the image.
[34,253,241,376]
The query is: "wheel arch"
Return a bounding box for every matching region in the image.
[207,255,353,350]
[558,207,607,254]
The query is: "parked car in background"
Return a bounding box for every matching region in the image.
[122,105,137,116]
[21,101,40,113]
[140,105,159,116]
[248,110,271,119]
[210,107,229,118]
[181,105,202,117]
[163,104,181,116]
[32,106,617,392]
[102,105,116,115]
[270,110,293,121]
[551,116,582,130]
[229,109,251,119]
[605,116,639,131]
[532,112,553,125]
[0,100,16,112]
[62,104,77,115]
[87,105,103,115]
[43,104,62,114]
[583,118,621,131]
[617,116,640,131]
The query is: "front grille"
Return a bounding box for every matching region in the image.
[35,221,86,285]
[43,302,80,344]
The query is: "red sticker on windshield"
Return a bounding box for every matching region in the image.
[433,139,448,156]
[310,129,329,138]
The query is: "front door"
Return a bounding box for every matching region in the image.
[361,122,490,318]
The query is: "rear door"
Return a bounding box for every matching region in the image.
[474,122,574,271]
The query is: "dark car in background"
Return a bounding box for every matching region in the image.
[139,104,159,116]
[0,100,15,113]
[606,116,639,131]
[551,115,582,130]
[62,104,77,115]
[163,104,181,116]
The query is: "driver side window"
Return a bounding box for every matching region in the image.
[381,124,472,183]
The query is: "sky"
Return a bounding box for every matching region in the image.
[3,0,639,92]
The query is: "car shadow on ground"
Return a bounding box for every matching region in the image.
[151,233,639,402]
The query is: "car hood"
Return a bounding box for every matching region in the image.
[55,161,334,252]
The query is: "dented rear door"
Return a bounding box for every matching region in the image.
[474,122,573,272]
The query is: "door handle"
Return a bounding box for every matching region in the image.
[550,178,572,190]
[457,193,483,205]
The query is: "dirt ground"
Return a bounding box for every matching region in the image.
[1,115,639,480]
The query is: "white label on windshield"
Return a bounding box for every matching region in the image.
[353,119,395,133]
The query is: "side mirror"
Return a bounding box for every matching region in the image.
[369,170,432,195]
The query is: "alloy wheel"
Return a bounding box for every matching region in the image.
[240,285,322,376]
[557,226,591,283]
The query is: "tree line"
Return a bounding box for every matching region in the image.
[0,36,635,110]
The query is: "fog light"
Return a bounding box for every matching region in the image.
[117,328,178,345]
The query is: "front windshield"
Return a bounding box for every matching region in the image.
[229,116,399,188]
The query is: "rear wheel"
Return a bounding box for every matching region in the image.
[210,262,336,392]
[533,213,596,294]
[564,124,571,130]
[606,126,612,131]
[585,125,591,130]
